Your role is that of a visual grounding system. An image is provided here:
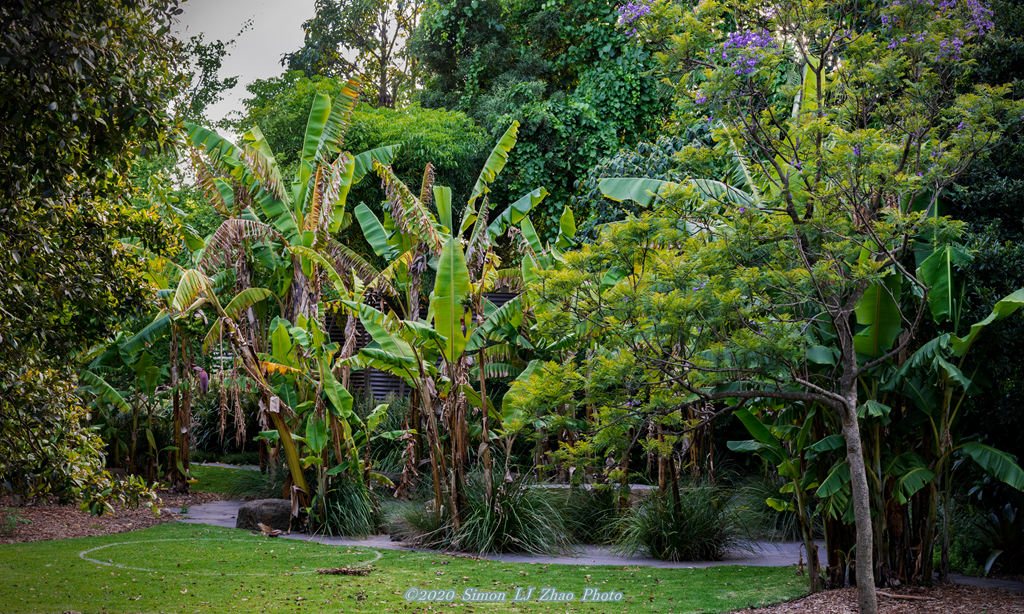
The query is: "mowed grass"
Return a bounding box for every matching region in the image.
[189,464,266,496]
[0,523,807,613]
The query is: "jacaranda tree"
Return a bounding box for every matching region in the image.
[526,1,1024,612]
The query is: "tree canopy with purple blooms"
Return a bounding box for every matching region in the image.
[527,2,1024,613]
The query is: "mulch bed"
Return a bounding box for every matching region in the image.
[729,584,1024,613]
[0,490,225,544]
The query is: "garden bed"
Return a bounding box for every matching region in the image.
[729,584,1022,613]
[0,490,225,544]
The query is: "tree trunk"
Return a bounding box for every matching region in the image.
[840,399,878,614]
[794,476,823,592]
[479,349,493,503]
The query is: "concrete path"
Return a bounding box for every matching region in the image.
[178,500,815,569]
[177,499,1024,592]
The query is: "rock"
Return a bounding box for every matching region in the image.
[236,499,292,532]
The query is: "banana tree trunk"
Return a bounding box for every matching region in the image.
[479,349,493,503]
[169,330,191,494]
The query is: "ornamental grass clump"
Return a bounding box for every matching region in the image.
[398,470,573,555]
[615,482,742,562]
[311,476,380,537]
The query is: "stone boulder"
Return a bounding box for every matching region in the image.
[235,499,293,532]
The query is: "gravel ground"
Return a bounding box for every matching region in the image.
[0,490,225,544]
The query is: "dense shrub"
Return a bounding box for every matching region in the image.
[0,366,153,514]
[615,483,741,562]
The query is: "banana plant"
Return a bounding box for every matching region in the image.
[888,284,1024,581]
[727,405,841,592]
[79,339,167,482]
[188,81,397,328]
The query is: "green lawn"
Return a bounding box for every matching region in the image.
[189,464,267,496]
[0,523,807,613]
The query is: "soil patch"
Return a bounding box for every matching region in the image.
[0,490,225,544]
[729,584,1023,613]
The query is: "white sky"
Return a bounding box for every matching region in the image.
[175,0,317,126]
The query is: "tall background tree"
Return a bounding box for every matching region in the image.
[283,0,423,108]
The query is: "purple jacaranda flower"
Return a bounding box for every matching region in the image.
[966,0,995,35]
[853,145,862,156]
[719,30,778,75]
[617,1,652,26]
[696,94,707,104]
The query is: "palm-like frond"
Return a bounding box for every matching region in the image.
[326,239,381,285]
[375,162,443,252]
[190,147,235,216]
[170,269,215,313]
[467,121,519,210]
[725,133,762,203]
[363,247,415,298]
[188,123,297,235]
[419,163,436,210]
[239,126,289,204]
[303,165,325,233]
[80,370,132,413]
[465,196,492,274]
[491,268,525,293]
[200,218,283,274]
[317,79,360,162]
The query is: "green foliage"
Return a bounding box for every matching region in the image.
[412,0,670,239]
[398,470,572,555]
[0,0,181,508]
[947,0,1024,456]
[0,366,154,514]
[311,474,381,536]
[733,475,805,541]
[283,0,423,108]
[614,483,742,562]
[230,72,487,231]
[573,135,700,236]
[0,509,30,536]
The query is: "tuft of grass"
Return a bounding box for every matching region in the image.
[0,508,30,535]
[0,522,807,613]
[615,482,743,562]
[398,470,573,555]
